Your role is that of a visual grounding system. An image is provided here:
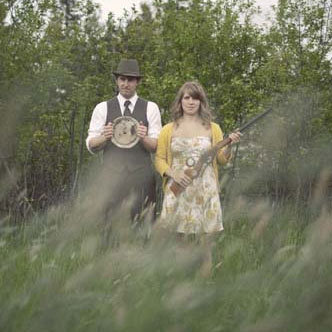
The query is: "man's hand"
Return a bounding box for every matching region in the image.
[134,121,157,152]
[102,122,113,140]
[137,121,148,139]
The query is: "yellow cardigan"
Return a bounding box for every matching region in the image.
[154,122,231,191]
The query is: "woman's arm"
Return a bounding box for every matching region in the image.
[154,125,171,177]
[215,126,241,164]
[213,124,232,165]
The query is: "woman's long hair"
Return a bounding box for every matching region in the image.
[171,81,213,127]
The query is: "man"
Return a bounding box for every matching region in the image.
[86,59,162,234]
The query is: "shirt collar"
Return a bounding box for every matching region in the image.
[117,93,138,108]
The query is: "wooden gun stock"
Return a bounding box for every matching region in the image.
[169,107,272,197]
[169,168,200,197]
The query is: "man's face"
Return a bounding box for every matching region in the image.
[116,75,139,99]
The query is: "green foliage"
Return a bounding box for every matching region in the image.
[0,195,331,331]
[1,2,332,329]
[0,0,332,216]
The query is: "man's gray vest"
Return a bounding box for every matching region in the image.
[103,97,152,173]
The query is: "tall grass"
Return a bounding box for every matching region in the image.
[1,96,332,331]
[1,187,331,331]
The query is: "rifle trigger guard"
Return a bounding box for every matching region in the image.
[186,157,196,167]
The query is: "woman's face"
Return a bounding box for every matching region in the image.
[181,92,200,116]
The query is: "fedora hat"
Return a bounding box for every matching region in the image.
[113,59,143,78]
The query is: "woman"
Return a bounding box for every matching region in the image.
[155,81,241,235]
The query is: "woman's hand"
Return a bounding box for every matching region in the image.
[229,130,242,144]
[223,130,242,159]
[167,169,192,188]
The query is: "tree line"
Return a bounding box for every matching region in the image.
[0,0,332,220]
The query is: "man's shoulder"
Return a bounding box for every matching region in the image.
[136,96,159,107]
[95,97,119,111]
[93,100,108,112]
[143,98,159,109]
[106,96,118,103]
[147,100,159,108]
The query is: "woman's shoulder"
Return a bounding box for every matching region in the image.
[211,122,222,131]
[161,122,174,132]
[210,122,225,140]
[158,122,174,139]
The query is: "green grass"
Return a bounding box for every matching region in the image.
[1,197,332,332]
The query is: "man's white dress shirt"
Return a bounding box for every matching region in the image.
[86,93,162,154]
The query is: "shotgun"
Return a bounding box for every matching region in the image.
[170,108,273,196]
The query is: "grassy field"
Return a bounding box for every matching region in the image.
[1,189,331,332]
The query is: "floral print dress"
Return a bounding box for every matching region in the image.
[159,136,223,234]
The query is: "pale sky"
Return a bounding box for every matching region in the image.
[94,0,278,23]
[94,0,146,21]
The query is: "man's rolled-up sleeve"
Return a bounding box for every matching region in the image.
[86,102,107,154]
[147,101,162,139]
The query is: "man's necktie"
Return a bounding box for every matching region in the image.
[124,100,131,116]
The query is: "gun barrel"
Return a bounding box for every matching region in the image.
[239,108,272,133]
